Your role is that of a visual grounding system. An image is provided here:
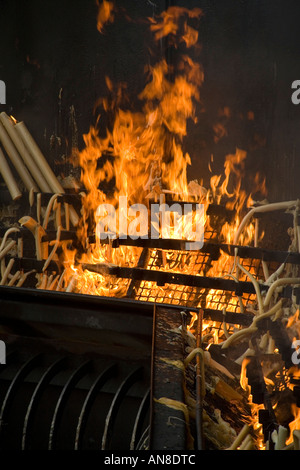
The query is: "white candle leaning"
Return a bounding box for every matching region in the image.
[14,119,63,193]
[56,269,66,291]
[0,258,15,285]
[14,120,79,226]
[38,273,48,290]
[0,148,22,200]
[42,226,61,272]
[227,424,250,450]
[16,269,36,287]
[48,274,59,291]
[0,121,37,192]
[0,240,16,261]
[0,228,19,252]
[66,275,76,292]
[8,270,21,286]
[0,112,52,193]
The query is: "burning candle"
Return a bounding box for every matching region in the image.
[0,112,52,193]
[0,147,22,200]
[0,121,37,192]
[14,120,79,226]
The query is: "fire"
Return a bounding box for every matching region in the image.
[61,3,266,317]
[148,6,203,47]
[286,404,300,445]
[10,115,17,125]
[61,6,207,294]
[96,0,115,33]
[240,357,251,392]
[3,2,298,451]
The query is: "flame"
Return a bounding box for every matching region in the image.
[148,6,203,47]
[20,4,277,448]
[240,357,251,392]
[286,404,300,445]
[60,5,209,294]
[200,145,267,315]
[61,4,266,312]
[10,115,18,124]
[96,0,115,33]
[287,309,299,328]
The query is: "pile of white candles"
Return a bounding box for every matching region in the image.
[0,112,78,226]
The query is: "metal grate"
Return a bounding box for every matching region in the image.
[125,211,285,341]
[131,216,219,304]
[76,205,296,350]
[133,240,281,315]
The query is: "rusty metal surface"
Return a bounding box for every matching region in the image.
[149,305,188,450]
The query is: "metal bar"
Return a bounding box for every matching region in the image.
[87,237,300,265]
[22,357,67,450]
[82,264,260,295]
[74,363,118,450]
[0,227,30,240]
[100,238,220,258]
[6,234,300,267]
[0,354,42,448]
[39,192,83,208]
[126,247,151,298]
[206,203,235,222]
[150,200,235,222]
[206,344,241,376]
[220,243,300,265]
[149,305,188,450]
[48,360,92,450]
[130,388,150,450]
[5,256,59,273]
[203,308,253,326]
[0,284,252,318]
[42,230,78,242]
[195,310,204,450]
[0,285,154,337]
[101,367,144,450]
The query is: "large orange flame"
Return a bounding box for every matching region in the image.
[60,5,266,306]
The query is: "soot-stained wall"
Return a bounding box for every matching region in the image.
[0,0,300,202]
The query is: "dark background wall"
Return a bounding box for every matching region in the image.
[0,0,300,202]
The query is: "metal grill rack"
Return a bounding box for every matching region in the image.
[2,196,299,343]
[84,205,298,341]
